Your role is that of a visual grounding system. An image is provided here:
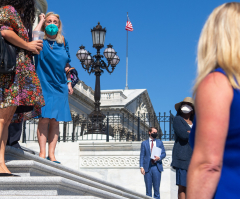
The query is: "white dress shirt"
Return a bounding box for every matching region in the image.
[149,138,156,151]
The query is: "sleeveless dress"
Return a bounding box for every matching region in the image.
[190,67,240,198]
[34,39,72,122]
[0,5,45,122]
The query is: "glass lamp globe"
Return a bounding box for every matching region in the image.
[76,45,88,61]
[104,44,116,59]
[91,22,106,49]
[111,54,120,66]
[84,53,93,66]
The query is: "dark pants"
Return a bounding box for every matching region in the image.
[7,122,22,148]
[144,164,162,199]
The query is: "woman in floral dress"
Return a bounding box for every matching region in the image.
[0,0,45,176]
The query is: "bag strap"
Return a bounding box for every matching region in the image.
[62,36,65,47]
[66,67,75,75]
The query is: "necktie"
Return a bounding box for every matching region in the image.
[151,140,155,164]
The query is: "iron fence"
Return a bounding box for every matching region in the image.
[22,111,174,143]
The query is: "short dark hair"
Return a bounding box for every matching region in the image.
[148,127,158,133]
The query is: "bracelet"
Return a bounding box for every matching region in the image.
[67,80,72,83]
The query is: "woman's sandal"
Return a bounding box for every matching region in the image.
[0,173,20,177]
[46,156,61,164]
[0,165,20,176]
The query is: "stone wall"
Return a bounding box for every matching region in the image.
[24,140,177,199]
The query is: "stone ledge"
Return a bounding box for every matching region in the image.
[0,176,110,197]
[5,147,151,199]
[79,141,174,151]
[79,156,172,169]
[0,197,100,199]
[6,160,142,198]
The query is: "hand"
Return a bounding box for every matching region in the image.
[68,83,73,95]
[154,156,160,161]
[39,13,45,22]
[140,168,145,175]
[26,40,43,54]
[187,130,191,133]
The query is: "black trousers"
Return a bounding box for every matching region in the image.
[7,122,22,148]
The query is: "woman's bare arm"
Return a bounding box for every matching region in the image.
[34,13,45,31]
[1,30,42,54]
[187,72,233,199]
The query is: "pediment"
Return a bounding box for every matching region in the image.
[125,90,156,117]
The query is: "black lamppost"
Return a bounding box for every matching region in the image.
[76,22,120,134]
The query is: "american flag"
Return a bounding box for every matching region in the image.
[125,15,133,31]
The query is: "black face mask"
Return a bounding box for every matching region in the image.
[151,133,158,139]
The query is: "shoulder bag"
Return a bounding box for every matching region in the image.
[0,31,16,73]
[66,66,79,88]
[63,36,79,88]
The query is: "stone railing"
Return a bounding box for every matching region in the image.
[101,90,127,101]
[74,80,95,101]
[73,83,128,102]
[79,141,173,169]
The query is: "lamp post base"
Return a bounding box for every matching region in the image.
[86,110,106,134]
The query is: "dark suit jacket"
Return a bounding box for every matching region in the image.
[171,115,193,170]
[140,139,166,172]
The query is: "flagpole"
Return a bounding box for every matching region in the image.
[125,12,129,90]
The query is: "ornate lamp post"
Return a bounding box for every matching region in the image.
[76,22,120,134]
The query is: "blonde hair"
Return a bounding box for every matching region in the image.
[193,2,240,95]
[41,12,64,44]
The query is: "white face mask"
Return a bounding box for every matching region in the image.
[181,104,193,114]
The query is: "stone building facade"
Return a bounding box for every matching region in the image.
[34,0,48,27]
[67,81,160,141]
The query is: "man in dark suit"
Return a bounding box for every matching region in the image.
[7,122,23,148]
[7,122,35,154]
[140,127,166,199]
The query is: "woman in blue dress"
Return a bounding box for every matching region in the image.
[34,12,73,163]
[187,2,240,199]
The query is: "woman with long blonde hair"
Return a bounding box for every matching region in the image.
[187,2,240,199]
[33,12,73,163]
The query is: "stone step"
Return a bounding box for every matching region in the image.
[0,196,101,199]
[0,177,126,198]
[5,146,151,199]
[6,160,58,177]
[6,160,140,199]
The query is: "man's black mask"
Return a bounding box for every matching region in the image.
[151,133,157,139]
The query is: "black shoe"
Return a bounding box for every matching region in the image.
[0,173,20,177]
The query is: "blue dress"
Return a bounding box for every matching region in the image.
[190,68,240,198]
[35,39,72,122]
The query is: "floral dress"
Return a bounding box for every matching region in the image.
[0,5,45,122]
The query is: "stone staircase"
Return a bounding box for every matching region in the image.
[2,146,151,199]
